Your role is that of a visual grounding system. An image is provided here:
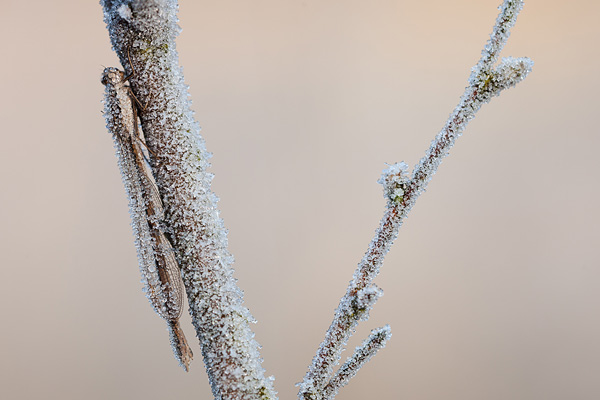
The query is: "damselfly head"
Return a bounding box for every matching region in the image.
[101,67,126,87]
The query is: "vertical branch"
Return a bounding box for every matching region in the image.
[100,1,276,399]
[298,1,532,399]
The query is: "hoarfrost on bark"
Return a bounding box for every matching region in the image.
[101,1,276,399]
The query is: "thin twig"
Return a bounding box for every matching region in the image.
[298,1,532,399]
[321,326,392,400]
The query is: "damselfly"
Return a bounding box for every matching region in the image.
[101,66,193,371]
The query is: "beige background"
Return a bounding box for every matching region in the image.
[1,0,598,399]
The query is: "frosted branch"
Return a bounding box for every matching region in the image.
[297,285,383,399]
[100,1,276,399]
[322,326,392,400]
[472,0,525,80]
[298,1,531,399]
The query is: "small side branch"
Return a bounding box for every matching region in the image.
[298,1,531,399]
[321,326,392,400]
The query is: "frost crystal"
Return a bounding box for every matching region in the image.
[117,4,132,21]
[378,162,410,206]
[489,57,534,95]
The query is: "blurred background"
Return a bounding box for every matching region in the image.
[1,0,598,399]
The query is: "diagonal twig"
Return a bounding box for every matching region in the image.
[298,1,532,399]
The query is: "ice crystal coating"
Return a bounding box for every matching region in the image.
[298,1,531,399]
[470,0,525,84]
[410,0,531,213]
[297,285,384,400]
[117,4,132,21]
[321,326,391,400]
[489,57,534,96]
[101,1,276,398]
[378,162,410,206]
